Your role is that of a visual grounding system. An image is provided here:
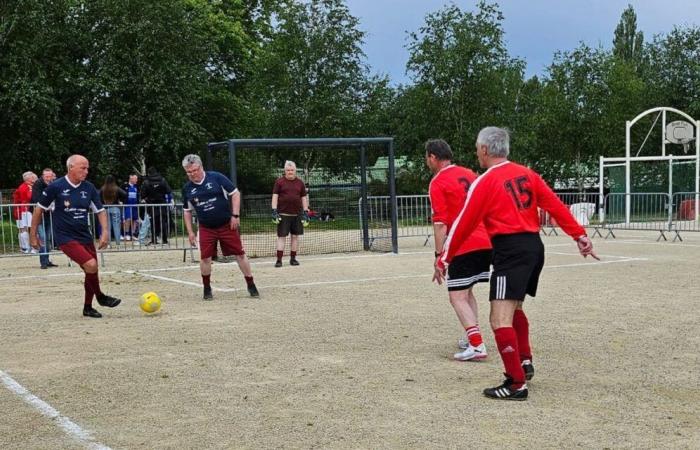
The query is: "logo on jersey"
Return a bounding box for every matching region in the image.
[192,197,199,206]
[205,183,213,190]
[64,200,70,208]
[62,189,70,196]
[190,187,197,193]
[80,191,87,199]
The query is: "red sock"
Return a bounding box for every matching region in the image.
[244,276,254,287]
[513,309,532,361]
[494,327,526,387]
[276,250,283,261]
[84,272,102,298]
[465,325,483,347]
[83,279,94,307]
[202,274,211,288]
[290,251,297,259]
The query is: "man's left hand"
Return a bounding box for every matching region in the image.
[97,234,109,250]
[230,216,240,230]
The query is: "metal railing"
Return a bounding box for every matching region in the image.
[360,195,432,249]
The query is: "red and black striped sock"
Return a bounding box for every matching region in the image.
[290,251,297,259]
[494,327,525,388]
[513,309,532,362]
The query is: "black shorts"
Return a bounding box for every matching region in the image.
[489,233,544,302]
[447,249,492,291]
[277,214,303,237]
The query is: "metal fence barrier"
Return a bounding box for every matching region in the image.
[361,195,432,249]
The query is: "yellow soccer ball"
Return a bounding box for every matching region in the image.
[140,292,162,314]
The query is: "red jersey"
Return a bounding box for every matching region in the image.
[12,182,33,220]
[273,177,307,215]
[429,165,491,256]
[443,161,585,263]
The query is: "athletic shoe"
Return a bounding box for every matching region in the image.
[483,376,528,401]
[247,284,260,297]
[41,265,48,269]
[274,260,282,268]
[457,336,469,350]
[453,343,487,361]
[203,287,213,301]
[96,294,122,308]
[83,307,102,318]
[289,258,299,266]
[124,235,132,241]
[46,262,58,268]
[522,359,535,381]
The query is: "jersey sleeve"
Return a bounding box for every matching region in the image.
[428,180,449,225]
[272,178,281,195]
[216,172,237,195]
[37,183,57,210]
[181,186,192,211]
[89,184,104,212]
[442,176,492,263]
[533,172,585,239]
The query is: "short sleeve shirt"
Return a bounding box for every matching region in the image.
[37,176,104,245]
[273,177,307,215]
[182,171,237,228]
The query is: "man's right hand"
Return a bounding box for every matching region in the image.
[188,231,197,247]
[577,236,600,260]
[272,208,281,224]
[29,233,39,250]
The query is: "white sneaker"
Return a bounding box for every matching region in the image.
[454,343,487,361]
[458,336,469,350]
[124,235,132,241]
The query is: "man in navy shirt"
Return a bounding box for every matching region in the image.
[29,155,122,318]
[181,154,259,300]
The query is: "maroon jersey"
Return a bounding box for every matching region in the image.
[273,177,307,215]
[444,161,585,263]
[429,165,491,256]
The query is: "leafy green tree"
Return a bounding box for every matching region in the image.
[613,4,644,67]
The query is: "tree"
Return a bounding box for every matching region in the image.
[613,4,644,68]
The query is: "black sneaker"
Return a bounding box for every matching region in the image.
[522,360,535,381]
[96,294,121,308]
[289,258,300,266]
[47,262,58,267]
[83,307,102,318]
[203,287,213,301]
[483,375,528,401]
[247,284,260,297]
[274,260,282,268]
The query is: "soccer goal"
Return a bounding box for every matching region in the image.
[205,138,398,258]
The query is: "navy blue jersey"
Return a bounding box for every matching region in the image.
[37,176,104,245]
[182,171,237,228]
[125,183,139,205]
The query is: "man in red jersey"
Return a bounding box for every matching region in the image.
[271,161,309,267]
[426,139,492,361]
[13,171,38,253]
[439,127,598,400]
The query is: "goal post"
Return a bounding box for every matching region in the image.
[205,137,399,256]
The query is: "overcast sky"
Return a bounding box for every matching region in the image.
[344,0,700,84]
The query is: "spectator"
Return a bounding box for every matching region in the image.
[13,171,37,253]
[31,168,58,268]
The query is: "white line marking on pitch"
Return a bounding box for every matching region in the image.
[0,370,111,450]
[129,257,647,292]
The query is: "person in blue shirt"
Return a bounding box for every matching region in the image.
[181,154,259,300]
[29,154,122,318]
[122,174,140,241]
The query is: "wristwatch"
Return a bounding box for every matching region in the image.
[232,214,240,218]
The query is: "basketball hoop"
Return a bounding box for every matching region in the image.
[666,120,695,154]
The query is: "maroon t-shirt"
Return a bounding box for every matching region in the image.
[273,177,307,215]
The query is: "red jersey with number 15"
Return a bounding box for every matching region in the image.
[429,165,491,256]
[443,161,585,263]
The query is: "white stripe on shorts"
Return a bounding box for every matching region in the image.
[496,275,506,299]
[446,271,490,288]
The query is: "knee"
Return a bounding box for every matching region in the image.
[83,259,98,273]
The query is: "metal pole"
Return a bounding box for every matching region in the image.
[228,140,237,187]
[206,144,214,170]
[668,157,673,230]
[599,156,605,223]
[662,109,667,157]
[625,121,631,224]
[696,120,699,221]
[388,140,398,254]
[360,145,370,251]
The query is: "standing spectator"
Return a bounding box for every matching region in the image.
[13,171,38,253]
[181,154,259,300]
[141,167,172,245]
[271,160,309,267]
[426,139,492,361]
[122,174,140,241]
[100,175,127,246]
[29,155,122,318]
[31,168,58,268]
[439,127,598,400]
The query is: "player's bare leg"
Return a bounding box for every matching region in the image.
[451,288,486,361]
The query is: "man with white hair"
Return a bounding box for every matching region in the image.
[13,171,38,253]
[438,127,598,400]
[271,160,309,267]
[30,155,122,318]
[181,154,259,300]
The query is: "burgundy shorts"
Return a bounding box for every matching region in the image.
[199,224,245,259]
[59,241,97,266]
